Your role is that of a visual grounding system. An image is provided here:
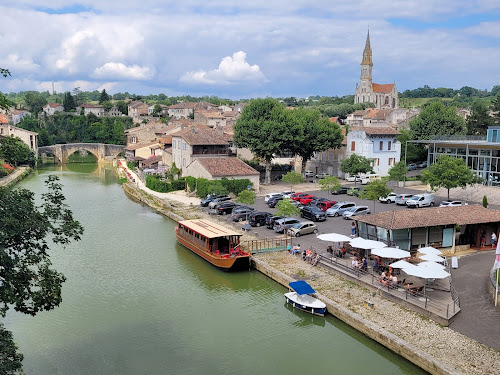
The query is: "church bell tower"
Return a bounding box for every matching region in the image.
[360,30,373,86]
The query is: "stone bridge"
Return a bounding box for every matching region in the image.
[38,143,125,164]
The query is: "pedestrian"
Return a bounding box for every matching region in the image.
[492,232,497,248]
[480,232,486,248]
[351,222,357,237]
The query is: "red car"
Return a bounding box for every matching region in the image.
[290,193,306,201]
[299,195,316,205]
[316,200,337,211]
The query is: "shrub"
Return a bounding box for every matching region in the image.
[220,178,251,195]
[195,178,211,198]
[483,195,488,208]
[186,176,196,192]
[171,179,186,191]
[146,175,172,193]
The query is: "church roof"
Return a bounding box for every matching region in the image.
[372,83,395,94]
[361,30,373,66]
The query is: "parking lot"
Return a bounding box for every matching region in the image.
[199,181,453,252]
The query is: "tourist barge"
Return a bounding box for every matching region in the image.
[175,219,251,271]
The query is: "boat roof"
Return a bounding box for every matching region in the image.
[178,219,241,238]
[289,280,316,295]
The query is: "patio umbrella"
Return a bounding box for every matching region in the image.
[420,254,446,263]
[418,261,446,269]
[317,233,351,242]
[349,237,386,250]
[389,260,417,269]
[403,265,450,279]
[418,246,443,255]
[371,247,411,259]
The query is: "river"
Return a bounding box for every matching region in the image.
[4,163,427,375]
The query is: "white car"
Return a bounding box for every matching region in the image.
[439,200,468,207]
[265,193,282,202]
[316,172,331,179]
[304,170,314,178]
[379,192,398,204]
[346,175,361,182]
[281,190,295,198]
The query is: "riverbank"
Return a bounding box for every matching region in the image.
[0,166,30,187]
[117,165,500,375]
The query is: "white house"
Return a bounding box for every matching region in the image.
[346,126,401,176]
[42,103,64,115]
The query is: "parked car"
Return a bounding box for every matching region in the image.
[406,194,435,208]
[300,205,327,221]
[316,172,331,179]
[304,170,314,178]
[267,195,284,208]
[332,186,349,195]
[408,163,417,170]
[326,201,356,217]
[346,175,361,182]
[201,194,227,207]
[379,192,398,204]
[208,196,231,208]
[265,193,282,202]
[417,161,428,168]
[299,194,316,205]
[287,221,318,237]
[347,187,362,196]
[316,200,336,211]
[216,202,239,215]
[249,212,273,227]
[266,215,283,229]
[231,208,256,222]
[274,218,301,233]
[232,205,255,214]
[281,190,295,198]
[439,200,468,207]
[342,206,371,219]
[290,193,307,201]
[395,194,414,205]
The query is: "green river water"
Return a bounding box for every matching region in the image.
[4,163,427,375]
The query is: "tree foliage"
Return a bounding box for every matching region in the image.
[421,156,481,199]
[397,129,427,163]
[99,89,110,104]
[281,171,303,191]
[0,68,11,112]
[492,94,500,127]
[0,136,36,167]
[235,190,256,205]
[318,176,341,196]
[24,91,48,114]
[359,179,391,213]
[466,101,494,135]
[275,198,300,218]
[340,154,372,185]
[409,101,466,140]
[0,176,83,373]
[388,161,408,183]
[63,92,76,111]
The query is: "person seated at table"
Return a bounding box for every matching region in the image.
[305,249,314,262]
[352,258,359,269]
[292,244,301,255]
[380,271,389,285]
[373,258,380,273]
[391,275,398,285]
[361,257,368,271]
[303,249,311,261]
[326,245,333,255]
[308,250,317,264]
[312,252,320,266]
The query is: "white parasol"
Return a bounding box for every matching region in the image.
[418,261,446,270]
[403,265,450,279]
[389,260,417,270]
[349,237,386,250]
[418,246,443,255]
[420,254,446,263]
[371,247,411,259]
[317,233,352,242]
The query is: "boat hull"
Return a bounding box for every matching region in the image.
[176,232,250,271]
[284,292,327,317]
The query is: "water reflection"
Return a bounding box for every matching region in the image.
[66,162,98,174]
[283,302,326,327]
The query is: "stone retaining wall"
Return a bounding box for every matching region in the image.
[253,258,461,375]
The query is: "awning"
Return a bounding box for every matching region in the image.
[289,280,316,295]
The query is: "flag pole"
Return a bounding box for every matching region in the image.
[496,269,499,307]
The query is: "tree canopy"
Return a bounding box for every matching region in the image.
[388,161,408,184]
[492,94,500,127]
[409,101,466,140]
[63,92,76,111]
[275,198,300,218]
[421,156,481,199]
[466,100,494,135]
[340,154,372,185]
[235,190,256,205]
[281,171,303,192]
[359,179,391,213]
[318,176,341,196]
[99,89,111,104]
[0,69,11,111]
[0,136,36,167]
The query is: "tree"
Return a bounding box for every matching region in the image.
[0,68,11,111]
[421,155,481,199]
[207,181,227,196]
[281,171,303,192]
[99,89,110,104]
[466,101,494,135]
[0,136,36,167]
[0,175,84,374]
[398,129,427,163]
[63,92,76,111]
[24,91,47,114]
[483,195,488,208]
[340,154,372,186]
[233,99,293,184]
[388,161,408,187]
[153,104,163,116]
[72,87,83,106]
[287,107,343,173]
[235,190,256,205]
[275,198,300,218]
[318,176,341,197]
[492,94,500,127]
[116,100,128,115]
[409,101,465,140]
[359,178,391,213]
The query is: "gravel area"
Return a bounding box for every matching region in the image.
[256,251,500,375]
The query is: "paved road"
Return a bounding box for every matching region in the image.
[0,167,27,187]
[449,250,500,351]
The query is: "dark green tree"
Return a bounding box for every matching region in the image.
[235,190,256,205]
[24,91,47,114]
[0,175,84,374]
[421,155,481,199]
[340,154,372,186]
[153,104,163,116]
[116,100,128,115]
[397,129,427,163]
[0,136,36,167]
[275,198,300,218]
[388,161,408,187]
[63,92,76,111]
[287,107,343,173]
[466,101,494,135]
[234,98,292,184]
[492,95,500,127]
[409,101,465,140]
[99,89,111,104]
[359,178,392,213]
[0,69,11,111]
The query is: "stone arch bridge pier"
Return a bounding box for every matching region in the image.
[38,143,124,164]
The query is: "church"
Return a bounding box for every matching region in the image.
[354,31,399,109]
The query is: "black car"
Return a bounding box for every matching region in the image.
[332,186,348,195]
[267,195,284,208]
[216,202,239,215]
[266,215,283,229]
[249,212,273,227]
[301,205,327,221]
[231,205,255,214]
[200,194,226,207]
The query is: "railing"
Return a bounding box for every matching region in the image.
[319,254,460,319]
[241,238,292,254]
[448,259,461,308]
[429,135,486,141]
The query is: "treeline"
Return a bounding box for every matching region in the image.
[401,85,500,99]
[17,113,134,146]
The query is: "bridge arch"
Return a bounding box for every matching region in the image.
[38,143,124,164]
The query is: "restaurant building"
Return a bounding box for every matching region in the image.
[355,205,500,253]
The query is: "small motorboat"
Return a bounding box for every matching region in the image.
[284,280,327,316]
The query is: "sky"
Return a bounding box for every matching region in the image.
[1,1,500,100]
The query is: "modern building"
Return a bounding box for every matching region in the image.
[354,31,399,109]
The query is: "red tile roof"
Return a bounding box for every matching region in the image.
[124,141,159,151]
[195,157,260,177]
[141,155,162,166]
[0,114,8,124]
[45,103,63,108]
[356,205,500,230]
[350,126,400,135]
[173,127,232,145]
[372,83,395,94]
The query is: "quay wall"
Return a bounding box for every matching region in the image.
[489,268,500,311]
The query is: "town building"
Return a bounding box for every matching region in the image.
[124,141,162,162]
[42,103,64,115]
[125,122,172,146]
[128,101,149,117]
[10,110,31,125]
[0,118,38,154]
[354,31,399,109]
[76,103,105,116]
[168,102,218,119]
[194,110,227,128]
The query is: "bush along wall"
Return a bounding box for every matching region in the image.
[193,177,252,198]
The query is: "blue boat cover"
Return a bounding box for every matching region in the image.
[289,280,316,295]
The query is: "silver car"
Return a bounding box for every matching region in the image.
[395,194,414,205]
[342,206,371,219]
[326,201,356,217]
[287,221,318,237]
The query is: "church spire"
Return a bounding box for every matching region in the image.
[361,30,373,66]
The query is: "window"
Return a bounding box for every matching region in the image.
[351,141,355,151]
[388,158,394,166]
[388,141,392,150]
[182,158,186,166]
[183,142,186,150]
[380,141,383,150]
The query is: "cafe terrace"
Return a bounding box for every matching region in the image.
[354,205,500,253]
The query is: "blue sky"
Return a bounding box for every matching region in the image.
[1,1,499,99]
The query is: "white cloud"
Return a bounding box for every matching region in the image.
[180,51,266,85]
[93,62,155,80]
